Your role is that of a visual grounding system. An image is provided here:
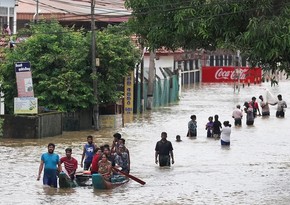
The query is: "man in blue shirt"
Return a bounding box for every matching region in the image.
[81,135,97,170]
[37,143,62,188]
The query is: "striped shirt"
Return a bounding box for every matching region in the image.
[60,157,78,175]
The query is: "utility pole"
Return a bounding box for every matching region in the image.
[146,49,156,110]
[234,50,241,93]
[36,0,39,22]
[91,0,99,130]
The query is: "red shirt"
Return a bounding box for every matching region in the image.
[60,157,78,175]
[91,154,101,173]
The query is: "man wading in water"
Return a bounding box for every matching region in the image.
[37,143,62,188]
[155,132,174,167]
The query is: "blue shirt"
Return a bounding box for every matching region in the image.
[84,143,95,163]
[41,153,59,170]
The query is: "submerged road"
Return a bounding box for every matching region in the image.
[0,80,290,205]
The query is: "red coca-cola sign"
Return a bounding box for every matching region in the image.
[202,66,262,83]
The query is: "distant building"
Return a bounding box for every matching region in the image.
[2,0,129,32]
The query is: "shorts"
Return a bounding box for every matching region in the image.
[276,111,285,118]
[221,140,230,146]
[234,118,242,126]
[84,161,92,170]
[262,111,270,116]
[43,169,58,188]
[159,155,170,167]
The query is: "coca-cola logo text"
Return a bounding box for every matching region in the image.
[214,68,247,80]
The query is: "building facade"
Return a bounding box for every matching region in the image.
[0,0,16,34]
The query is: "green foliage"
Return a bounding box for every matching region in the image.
[0,20,93,113]
[94,25,140,104]
[0,21,140,114]
[126,0,290,75]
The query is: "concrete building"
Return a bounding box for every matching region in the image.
[0,0,16,34]
[1,0,129,33]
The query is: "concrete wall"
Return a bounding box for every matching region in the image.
[62,109,93,131]
[99,114,122,129]
[3,112,63,138]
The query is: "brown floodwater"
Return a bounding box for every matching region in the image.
[1,81,290,205]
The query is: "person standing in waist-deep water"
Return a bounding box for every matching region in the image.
[212,115,222,139]
[187,115,197,137]
[205,116,214,137]
[232,105,243,126]
[81,135,97,170]
[272,94,287,118]
[60,148,78,180]
[244,102,254,125]
[249,97,261,118]
[259,95,270,116]
[221,121,232,146]
[37,143,62,188]
[155,132,174,167]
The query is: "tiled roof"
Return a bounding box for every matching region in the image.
[16,0,130,22]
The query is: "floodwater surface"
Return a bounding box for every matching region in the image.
[1,81,290,205]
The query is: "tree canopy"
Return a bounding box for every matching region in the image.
[0,21,140,114]
[125,0,290,75]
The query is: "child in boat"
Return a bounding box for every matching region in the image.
[205,116,214,138]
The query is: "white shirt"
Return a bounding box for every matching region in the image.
[277,100,287,111]
[221,126,231,142]
[232,108,243,119]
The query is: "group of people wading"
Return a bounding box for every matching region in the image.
[236,94,287,126]
[187,114,232,146]
[37,133,130,188]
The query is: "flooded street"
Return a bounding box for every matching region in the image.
[1,81,290,205]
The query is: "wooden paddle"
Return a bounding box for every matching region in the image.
[112,167,146,185]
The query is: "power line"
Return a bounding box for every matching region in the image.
[16,0,289,32]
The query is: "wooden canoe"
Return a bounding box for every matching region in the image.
[92,174,129,190]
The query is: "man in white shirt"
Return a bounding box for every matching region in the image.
[259,95,270,116]
[232,105,243,126]
[272,94,287,118]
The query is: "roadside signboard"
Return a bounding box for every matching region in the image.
[15,62,34,97]
[202,66,262,83]
[14,97,38,114]
[123,71,134,123]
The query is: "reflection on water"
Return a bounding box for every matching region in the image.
[1,81,290,205]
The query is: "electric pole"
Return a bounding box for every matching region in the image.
[147,49,156,110]
[91,0,99,130]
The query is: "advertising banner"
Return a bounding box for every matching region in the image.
[202,66,262,83]
[15,62,34,97]
[124,71,134,117]
[14,97,38,114]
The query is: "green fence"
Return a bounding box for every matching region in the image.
[135,74,179,113]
